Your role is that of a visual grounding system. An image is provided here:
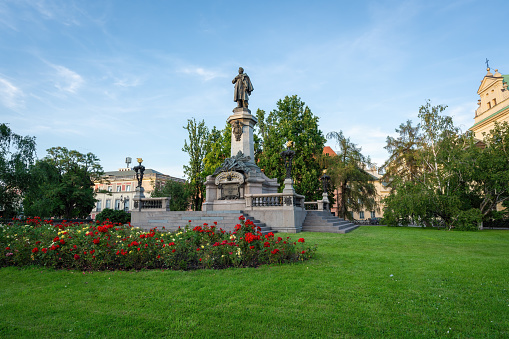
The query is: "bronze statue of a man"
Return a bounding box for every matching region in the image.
[232,67,253,108]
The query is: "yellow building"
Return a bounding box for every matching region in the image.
[90,167,184,219]
[470,67,509,138]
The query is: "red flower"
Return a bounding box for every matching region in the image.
[249,245,255,249]
[188,220,192,223]
[271,249,279,254]
[32,247,39,253]
[301,250,306,254]
[172,249,176,253]
[137,248,141,251]
[73,245,77,249]
[168,242,175,246]
[203,223,208,226]
[93,238,100,244]
[60,239,65,245]
[5,247,9,250]
[298,238,305,243]
[157,255,161,259]
[277,237,283,242]
[263,242,270,247]
[199,258,202,261]
[196,248,200,251]
[42,248,47,253]
[35,241,41,245]
[90,249,95,254]
[74,254,80,260]
[239,215,245,220]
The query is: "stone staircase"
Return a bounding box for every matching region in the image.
[134,210,275,235]
[301,211,358,233]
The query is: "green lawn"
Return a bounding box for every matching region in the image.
[1,227,508,338]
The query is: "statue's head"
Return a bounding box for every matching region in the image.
[238,67,244,74]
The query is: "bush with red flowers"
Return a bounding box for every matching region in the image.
[0,216,317,270]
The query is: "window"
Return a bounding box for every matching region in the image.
[108,186,112,192]
[115,199,121,211]
[371,211,376,218]
[493,98,497,106]
[124,198,130,212]
[96,201,102,212]
[126,185,131,192]
[359,211,365,219]
[488,102,492,109]
[105,199,111,209]
[116,185,121,192]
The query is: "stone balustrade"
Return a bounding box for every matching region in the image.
[245,193,305,208]
[304,200,329,211]
[133,197,171,211]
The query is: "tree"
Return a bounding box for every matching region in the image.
[469,122,509,219]
[24,147,104,219]
[182,118,209,211]
[151,179,191,211]
[202,124,231,178]
[381,101,498,229]
[382,120,422,185]
[256,95,326,200]
[0,124,36,217]
[322,131,377,220]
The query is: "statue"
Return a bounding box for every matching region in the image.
[232,67,253,108]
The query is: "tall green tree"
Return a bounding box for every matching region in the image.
[322,131,377,220]
[381,101,496,229]
[0,123,36,217]
[202,124,231,178]
[256,95,326,200]
[182,118,209,211]
[151,180,191,211]
[469,122,509,219]
[382,120,422,185]
[24,147,104,219]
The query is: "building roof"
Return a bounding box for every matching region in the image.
[323,146,337,156]
[471,103,509,128]
[101,168,185,183]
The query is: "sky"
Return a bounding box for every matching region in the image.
[1,0,508,179]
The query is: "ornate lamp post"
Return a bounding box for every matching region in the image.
[120,195,130,212]
[320,170,331,194]
[280,141,296,195]
[280,141,295,179]
[320,169,331,210]
[133,158,145,210]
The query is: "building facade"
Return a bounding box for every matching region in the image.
[470,67,509,138]
[90,168,184,220]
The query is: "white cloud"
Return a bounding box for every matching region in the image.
[114,77,141,88]
[0,77,24,109]
[177,66,226,81]
[51,65,84,93]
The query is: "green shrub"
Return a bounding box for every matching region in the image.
[454,208,482,231]
[95,208,131,224]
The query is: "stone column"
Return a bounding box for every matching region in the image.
[227,107,257,161]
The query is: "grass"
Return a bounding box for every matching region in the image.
[1,226,508,338]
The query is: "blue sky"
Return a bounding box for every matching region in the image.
[1,0,508,179]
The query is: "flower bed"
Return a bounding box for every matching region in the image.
[0,216,316,270]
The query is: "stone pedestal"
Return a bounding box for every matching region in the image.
[227,107,257,162]
[282,178,295,195]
